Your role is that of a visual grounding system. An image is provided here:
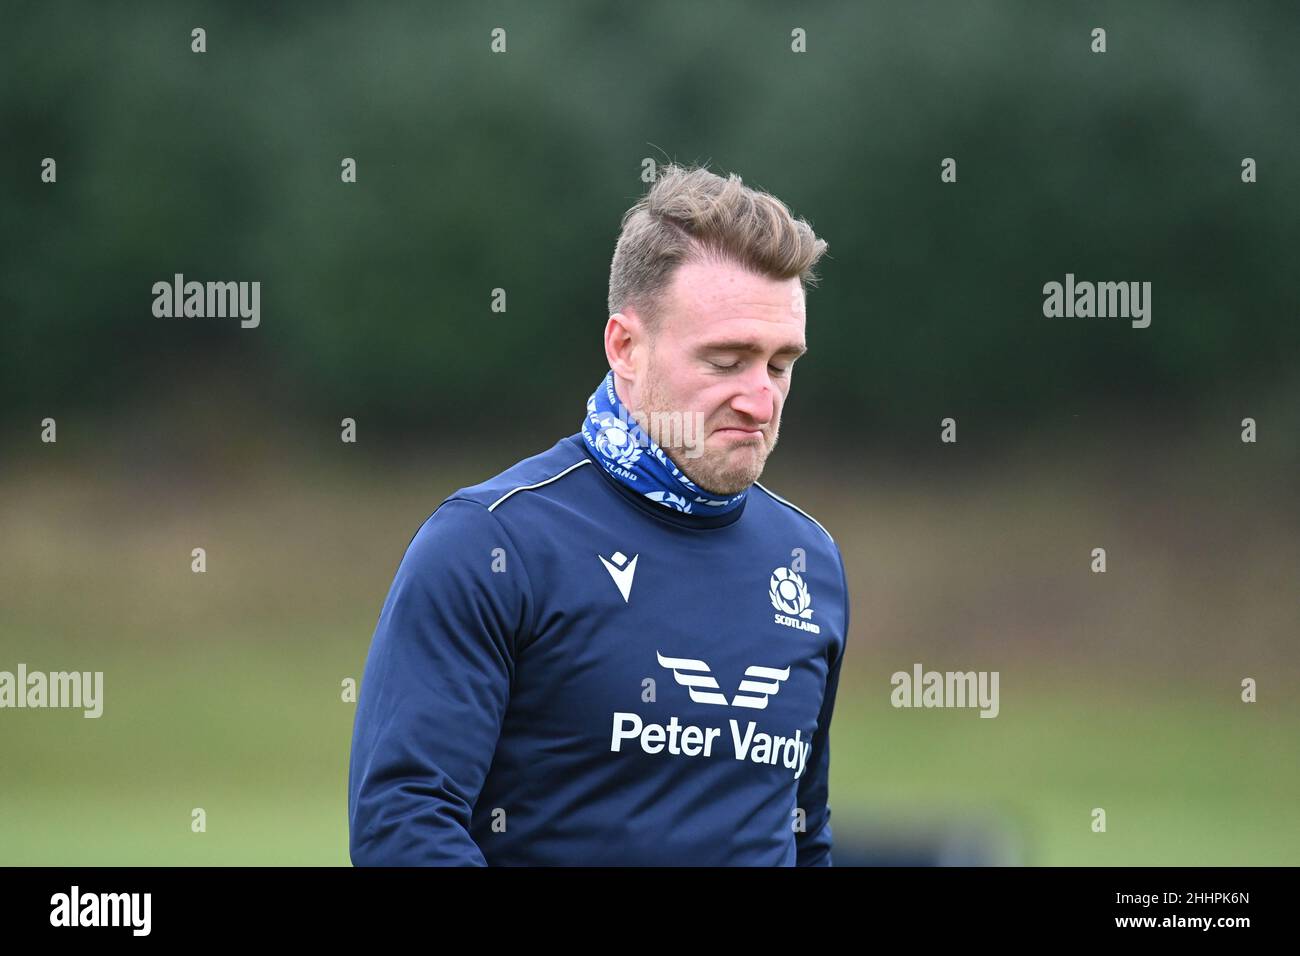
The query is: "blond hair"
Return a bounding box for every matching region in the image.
[607,164,828,331]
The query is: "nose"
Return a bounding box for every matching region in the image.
[729,365,776,427]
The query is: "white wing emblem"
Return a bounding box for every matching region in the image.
[657,651,791,709]
[731,665,793,709]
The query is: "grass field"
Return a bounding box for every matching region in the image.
[4,641,1295,865]
[2,420,1296,865]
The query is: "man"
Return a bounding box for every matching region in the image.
[348,164,849,865]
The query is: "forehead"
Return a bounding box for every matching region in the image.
[662,258,806,346]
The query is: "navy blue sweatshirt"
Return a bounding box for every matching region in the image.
[348,432,850,865]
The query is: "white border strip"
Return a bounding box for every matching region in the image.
[488,458,593,512]
[753,480,835,544]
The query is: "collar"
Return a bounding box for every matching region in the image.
[568,434,748,530]
[578,369,750,520]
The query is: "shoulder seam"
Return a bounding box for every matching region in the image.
[487,456,592,512]
[753,480,835,545]
[433,496,541,659]
[474,497,540,654]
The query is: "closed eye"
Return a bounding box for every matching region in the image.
[709,359,792,376]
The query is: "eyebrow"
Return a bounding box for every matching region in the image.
[699,340,808,358]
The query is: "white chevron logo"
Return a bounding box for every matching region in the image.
[731,665,794,709]
[598,550,639,603]
[656,651,791,709]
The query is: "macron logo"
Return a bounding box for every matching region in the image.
[598,551,639,603]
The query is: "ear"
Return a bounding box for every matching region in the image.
[604,311,642,381]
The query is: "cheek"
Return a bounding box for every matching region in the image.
[665,359,702,391]
[675,368,722,403]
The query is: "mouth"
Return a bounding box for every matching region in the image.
[714,427,764,441]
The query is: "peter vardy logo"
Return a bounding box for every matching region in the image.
[609,652,811,779]
[770,566,819,634]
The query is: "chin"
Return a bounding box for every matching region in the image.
[702,463,766,495]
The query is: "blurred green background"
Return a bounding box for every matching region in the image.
[2,0,1297,865]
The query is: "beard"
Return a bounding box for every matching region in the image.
[629,361,779,497]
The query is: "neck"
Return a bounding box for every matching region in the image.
[579,369,748,518]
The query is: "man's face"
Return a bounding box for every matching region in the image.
[618,258,808,496]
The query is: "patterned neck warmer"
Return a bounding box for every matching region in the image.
[580,369,748,517]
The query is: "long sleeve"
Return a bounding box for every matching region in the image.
[348,497,531,866]
[794,552,849,866]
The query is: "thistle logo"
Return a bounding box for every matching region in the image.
[593,412,643,469]
[769,567,820,634]
[644,490,690,511]
[656,651,791,710]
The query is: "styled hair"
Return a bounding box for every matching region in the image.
[607,163,829,332]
